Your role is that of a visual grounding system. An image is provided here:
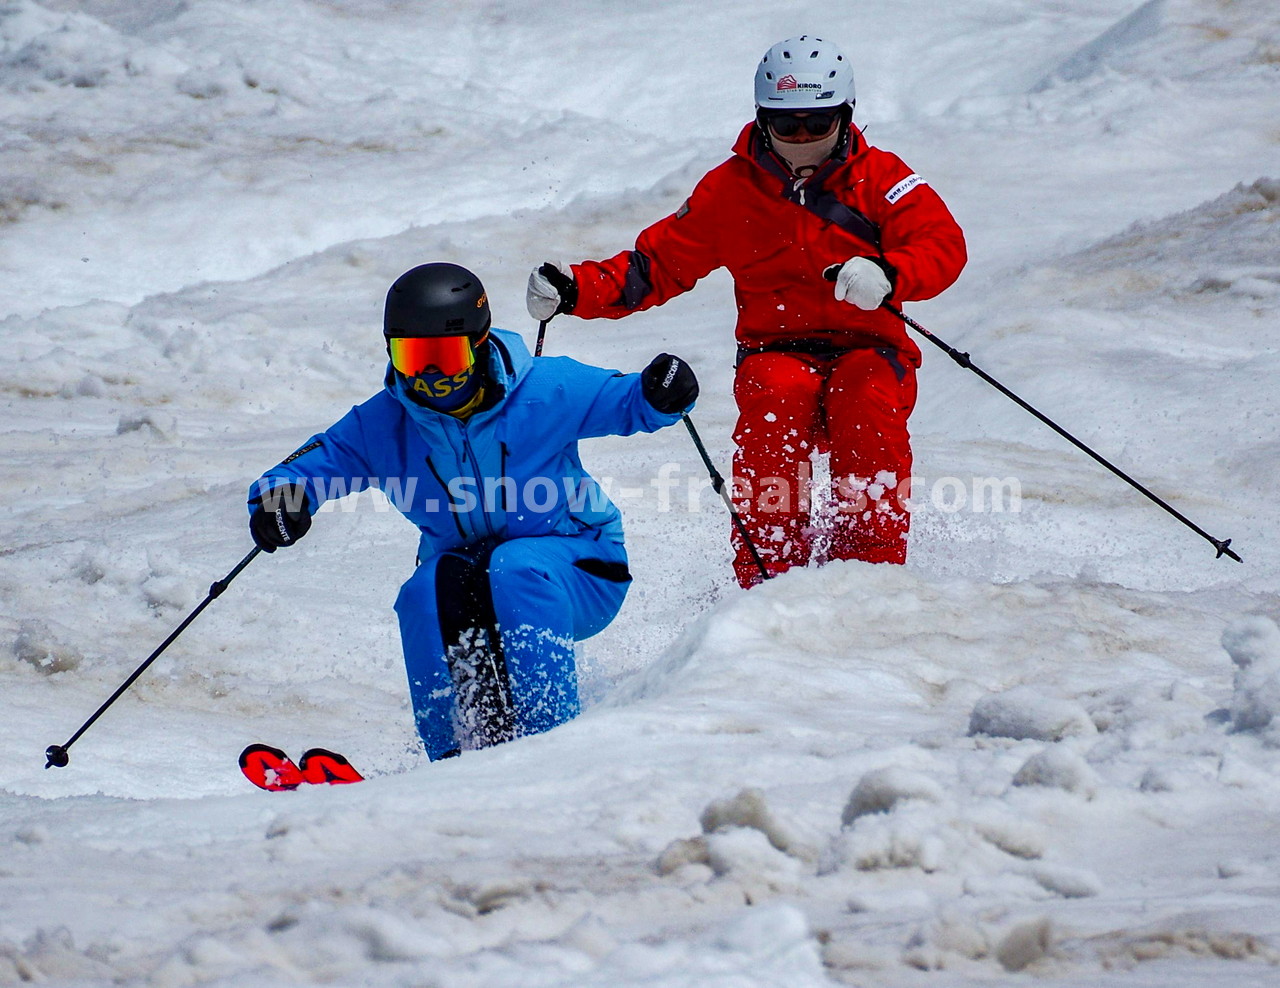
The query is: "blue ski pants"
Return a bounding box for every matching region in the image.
[394,534,631,760]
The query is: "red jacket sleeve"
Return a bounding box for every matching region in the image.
[570,168,728,320]
[860,151,967,303]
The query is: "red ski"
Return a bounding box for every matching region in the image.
[239,744,364,790]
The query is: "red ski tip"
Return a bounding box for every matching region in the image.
[299,748,365,785]
[239,743,304,791]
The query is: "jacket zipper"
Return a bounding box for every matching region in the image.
[462,431,496,539]
[425,454,468,541]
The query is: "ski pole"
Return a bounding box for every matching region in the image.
[534,319,549,357]
[45,546,263,769]
[682,413,772,583]
[822,265,1240,562]
[886,304,1240,562]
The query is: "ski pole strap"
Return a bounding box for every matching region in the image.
[882,305,1242,563]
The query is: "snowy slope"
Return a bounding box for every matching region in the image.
[2,0,1279,985]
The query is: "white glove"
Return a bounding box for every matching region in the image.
[833,257,892,310]
[526,261,575,321]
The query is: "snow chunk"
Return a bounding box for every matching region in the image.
[115,410,173,439]
[12,620,82,674]
[1098,929,1280,967]
[995,917,1055,972]
[846,887,933,914]
[835,811,949,873]
[1029,863,1103,899]
[343,908,444,962]
[1223,616,1280,738]
[966,807,1048,860]
[969,686,1096,741]
[710,903,824,978]
[699,787,817,862]
[1011,747,1099,798]
[903,911,991,969]
[655,836,710,876]
[705,827,805,890]
[841,767,945,825]
[1138,764,1198,793]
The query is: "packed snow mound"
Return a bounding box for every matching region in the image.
[1032,0,1280,94]
[1033,0,1166,91]
[1052,177,1280,305]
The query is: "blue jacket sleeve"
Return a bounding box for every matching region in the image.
[246,404,377,515]
[570,365,686,439]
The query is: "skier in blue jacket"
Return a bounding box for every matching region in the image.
[248,263,698,761]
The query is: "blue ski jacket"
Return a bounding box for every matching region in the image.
[248,328,682,557]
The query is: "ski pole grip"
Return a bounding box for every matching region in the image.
[822,263,842,282]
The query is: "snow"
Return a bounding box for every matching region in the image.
[1,0,1279,985]
[1223,615,1280,738]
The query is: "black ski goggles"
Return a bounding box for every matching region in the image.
[759,108,842,139]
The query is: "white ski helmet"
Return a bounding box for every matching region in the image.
[754,35,855,110]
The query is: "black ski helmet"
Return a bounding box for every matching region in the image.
[383,263,492,340]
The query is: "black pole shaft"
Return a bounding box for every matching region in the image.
[45,547,262,767]
[884,304,1241,563]
[534,319,548,357]
[683,413,772,582]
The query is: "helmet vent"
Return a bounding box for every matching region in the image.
[782,50,790,58]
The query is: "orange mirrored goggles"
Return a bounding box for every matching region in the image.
[387,332,488,377]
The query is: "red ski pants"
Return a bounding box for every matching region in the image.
[731,348,917,588]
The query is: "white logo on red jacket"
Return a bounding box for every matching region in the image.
[886,174,927,204]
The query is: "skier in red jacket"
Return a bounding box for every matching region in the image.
[527,36,967,588]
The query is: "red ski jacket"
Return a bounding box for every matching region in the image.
[569,122,967,364]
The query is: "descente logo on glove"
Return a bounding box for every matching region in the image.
[662,358,679,388]
[274,507,292,544]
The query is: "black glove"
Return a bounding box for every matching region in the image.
[641,353,698,414]
[249,483,312,553]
